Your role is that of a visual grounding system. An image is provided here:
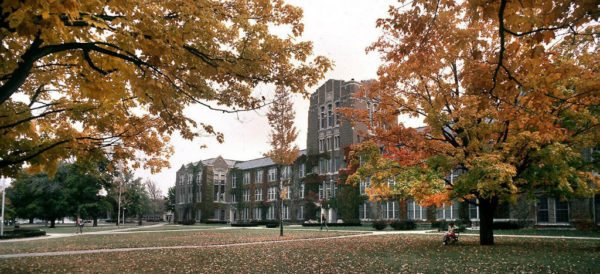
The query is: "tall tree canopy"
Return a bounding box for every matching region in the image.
[344,0,600,245]
[0,0,331,176]
[265,86,299,236]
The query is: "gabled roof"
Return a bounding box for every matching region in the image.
[233,149,307,170]
[201,157,237,168]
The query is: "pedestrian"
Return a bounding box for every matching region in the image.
[320,213,328,231]
[77,218,84,234]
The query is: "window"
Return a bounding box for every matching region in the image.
[231,174,237,188]
[319,138,324,152]
[282,204,290,220]
[299,183,305,199]
[299,163,305,178]
[326,137,331,151]
[255,170,263,183]
[282,166,292,180]
[268,187,277,201]
[243,172,250,185]
[242,208,249,221]
[196,172,202,183]
[268,168,277,182]
[267,204,276,220]
[213,171,225,202]
[537,197,549,223]
[407,199,426,220]
[359,202,370,220]
[253,207,262,221]
[320,106,326,129]
[243,189,250,201]
[437,204,459,220]
[334,135,340,149]
[297,205,304,220]
[319,184,324,200]
[360,177,371,195]
[469,201,479,220]
[556,200,569,223]
[334,101,340,126]
[283,186,290,200]
[255,188,263,201]
[327,104,333,127]
[231,193,236,203]
[382,201,399,220]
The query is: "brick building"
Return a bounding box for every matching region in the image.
[174,79,599,227]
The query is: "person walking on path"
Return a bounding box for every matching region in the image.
[76,218,84,234]
[320,213,328,231]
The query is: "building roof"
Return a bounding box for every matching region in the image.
[201,157,237,168]
[234,149,307,170]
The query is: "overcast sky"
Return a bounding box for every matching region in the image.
[136,0,408,195]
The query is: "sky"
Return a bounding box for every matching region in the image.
[135,0,408,195]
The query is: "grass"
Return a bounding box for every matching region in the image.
[0,229,359,255]
[0,231,598,273]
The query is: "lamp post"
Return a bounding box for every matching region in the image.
[0,177,6,236]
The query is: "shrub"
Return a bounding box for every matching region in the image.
[432,220,466,232]
[571,220,596,231]
[0,229,46,240]
[266,222,279,228]
[390,220,416,230]
[203,220,227,224]
[231,223,259,227]
[493,221,523,230]
[179,219,196,225]
[372,220,388,230]
[301,221,362,227]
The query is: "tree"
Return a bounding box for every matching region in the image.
[7,172,67,228]
[124,178,151,225]
[344,0,599,245]
[265,87,300,236]
[60,161,111,227]
[0,1,331,176]
[145,179,164,221]
[165,186,176,223]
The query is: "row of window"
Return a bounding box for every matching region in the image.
[239,164,305,186]
[319,102,341,129]
[241,185,301,202]
[239,205,301,221]
[318,135,340,152]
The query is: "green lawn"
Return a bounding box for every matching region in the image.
[0,229,358,255]
[1,232,598,273]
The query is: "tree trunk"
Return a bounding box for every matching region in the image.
[479,196,498,245]
[49,218,56,228]
[29,217,34,224]
[138,214,142,226]
[93,217,98,227]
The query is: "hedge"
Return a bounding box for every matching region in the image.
[0,229,46,240]
[390,220,416,230]
[372,220,388,230]
[301,222,362,227]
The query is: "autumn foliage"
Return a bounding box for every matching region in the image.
[0,0,330,176]
[345,0,599,245]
